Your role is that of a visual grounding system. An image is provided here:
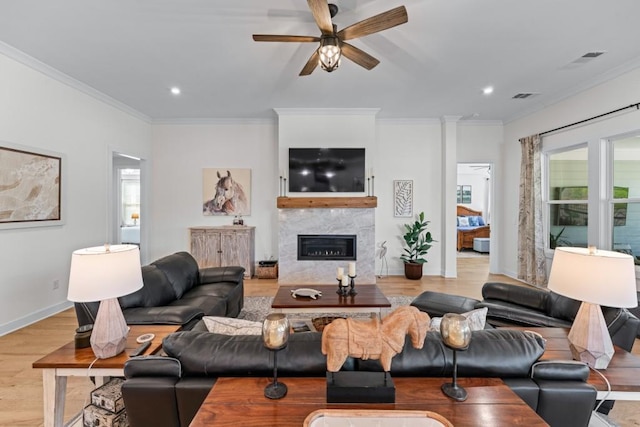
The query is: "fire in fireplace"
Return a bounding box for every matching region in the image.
[297,234,357,261]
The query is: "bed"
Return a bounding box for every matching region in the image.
[457,206,490,251]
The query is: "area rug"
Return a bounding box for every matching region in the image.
[237,295,415,322]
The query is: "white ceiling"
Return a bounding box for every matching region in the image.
[2,0,640,122]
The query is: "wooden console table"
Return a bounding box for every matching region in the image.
[190,377,548,426]
[33,324,180,427]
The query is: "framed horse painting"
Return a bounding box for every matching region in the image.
[202,168,251,216]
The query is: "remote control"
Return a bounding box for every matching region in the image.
[129,340,151,357]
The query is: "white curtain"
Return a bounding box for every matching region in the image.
[518,134,547,287]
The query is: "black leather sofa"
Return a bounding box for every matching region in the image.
[74,251,244,330]
[477,282,640,348]
[122,326,597,427]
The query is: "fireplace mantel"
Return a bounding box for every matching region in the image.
[277,196,377,209]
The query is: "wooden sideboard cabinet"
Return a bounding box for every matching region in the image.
[189,226,255,278]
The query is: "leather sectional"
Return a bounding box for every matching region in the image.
[122,326,597,427]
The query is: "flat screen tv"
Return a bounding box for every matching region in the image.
[288,148,365,193]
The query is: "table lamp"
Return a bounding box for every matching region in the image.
[67,244,143,359]
[548,246,637,369]
[131,212,139,225]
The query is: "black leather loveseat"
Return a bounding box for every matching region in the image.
[122,326,597,427]
[477,282,640,348]
[74,251,244,330]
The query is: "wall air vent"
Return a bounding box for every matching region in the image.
[512,93,539,99]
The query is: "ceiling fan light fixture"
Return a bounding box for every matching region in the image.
[318,36,341,72]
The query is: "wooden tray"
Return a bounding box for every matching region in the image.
[304,409,453,427]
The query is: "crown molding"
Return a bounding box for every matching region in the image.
[0,41,151,123]
[152,117,276,126]
[273,108,380,116]
[376,117,441,125]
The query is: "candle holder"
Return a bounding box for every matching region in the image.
[262,313,290,399]
[348,275,358,296]
[440,313,471,401]
[336,277,348,296]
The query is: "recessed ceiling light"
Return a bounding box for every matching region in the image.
[482,86,494,95]
[170,87,181,95]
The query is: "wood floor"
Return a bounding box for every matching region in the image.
[1,258,638,426]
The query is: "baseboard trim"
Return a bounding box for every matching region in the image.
[0,301,74,337]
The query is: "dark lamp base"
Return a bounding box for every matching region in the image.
[264,381,288,399]
[441,382,467,401]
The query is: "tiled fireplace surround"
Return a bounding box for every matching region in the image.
[278,207,376,284]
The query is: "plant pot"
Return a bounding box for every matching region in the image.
[404,262,423,280]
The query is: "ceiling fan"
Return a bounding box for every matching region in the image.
[252,0,408,76]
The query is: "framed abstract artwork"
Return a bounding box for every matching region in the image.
[202,168,251,216]
[393,180,413,217]
[0,143,63,229]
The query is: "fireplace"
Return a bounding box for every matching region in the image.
[298,234,357,261]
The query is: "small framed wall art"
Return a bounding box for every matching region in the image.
[457,185,472,204]
[0,142,63,229]
[393,180,413,217]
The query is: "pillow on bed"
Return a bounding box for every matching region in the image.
[477,216,486,226]
[458,216,470,227]
[468,216,479,226]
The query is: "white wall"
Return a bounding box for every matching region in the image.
[149,122,278,263]
[376,120,443,276]
[502,67,640,279]
[0,52,151,334]
[149,118,507,279]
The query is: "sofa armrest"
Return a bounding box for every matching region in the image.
[530,360,590,381]
[603,307,640,351]
[123,306,204,326]
[482,282,550,312]
[199,266,245,284]
[123,357,182,427]
[124,356,182,379]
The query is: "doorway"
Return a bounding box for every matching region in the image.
[456,163,491,263]
[110,152,144,254]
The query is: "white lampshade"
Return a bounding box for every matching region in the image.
[548,247,637,308]
[68,244,143,302]
[67,244,143,359]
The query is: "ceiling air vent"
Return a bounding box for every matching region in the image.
[512,93,539,99]
[581,51,606,58]
[561,51,607,68]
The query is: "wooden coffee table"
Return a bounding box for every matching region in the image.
[189,377,548,426]
[33,324,180,427]
[271,284,391,317]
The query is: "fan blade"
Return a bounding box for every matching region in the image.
[341,42,380,70]
[300,50,320,76]
[337,6,408,40]
[307,0,334,35]
[253,34,320,43]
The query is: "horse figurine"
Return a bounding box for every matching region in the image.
[321,306,430,372]
[203,170,249,215]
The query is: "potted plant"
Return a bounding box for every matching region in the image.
[400,212,436,280]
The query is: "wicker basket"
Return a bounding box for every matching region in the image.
[256,264,278,279]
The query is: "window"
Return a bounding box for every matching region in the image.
[611,137,640,265]
[546,146,588,249]
[121,169,140,226]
